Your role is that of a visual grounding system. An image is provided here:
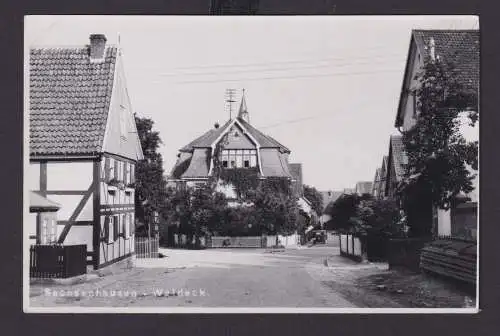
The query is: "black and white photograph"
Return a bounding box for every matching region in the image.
[24,15,479,313]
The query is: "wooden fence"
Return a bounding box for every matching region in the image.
[206,234,300,248]
[135,236,159,258]
[339,234,363,261]
[30,244,87,278]
[209,236,265,248]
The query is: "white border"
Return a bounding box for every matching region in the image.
[25,307,479,314]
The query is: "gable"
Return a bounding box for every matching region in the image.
[102,53,144,161]
[217,122,256,149]
[29,47,117,156]
[395,30,479,128]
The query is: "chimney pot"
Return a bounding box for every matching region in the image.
[90,34,107,61]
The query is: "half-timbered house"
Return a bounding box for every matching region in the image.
[28,34,144,269]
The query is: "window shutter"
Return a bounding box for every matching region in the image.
[130,165,135,184]
[104,216,110,242]
[124,162,128,184]
[104,158,110,182]
[114,215,119,240]
[114,160,119,180]
[122,215,127,238]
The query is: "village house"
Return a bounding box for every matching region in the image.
[318,190,342,226]
[168,91,302,200]
[28,34,144,269]
[354,181,373,196]
[384,135,407,199]
[371,155,388,199]
[393,29,479,240]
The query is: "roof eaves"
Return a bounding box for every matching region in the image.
[396,32,417,128]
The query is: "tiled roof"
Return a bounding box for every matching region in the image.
[181,148,211,178]
[238,118,290,152]
[412,30,479,91]
[179,120,232,152]
[260,149,293,177]
[320,190,342,210]
[30,46,117,156]
[396,30,479,127]
[390,135,407,181]
[179,117,290,153]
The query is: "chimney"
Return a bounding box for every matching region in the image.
[429,37,436,62]
[214,122,220,129]
[90,34,107,61]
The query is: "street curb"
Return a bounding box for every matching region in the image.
[30,273,99,286]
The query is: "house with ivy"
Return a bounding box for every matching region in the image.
[394,29,479,241]
[168,91,302,203]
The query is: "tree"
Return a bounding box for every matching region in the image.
[355,198,402,236]
[303,184,324,215]
[324,193,361,231]
[398,55,478,237]
[251,180,299,238]
[134,115,167,234]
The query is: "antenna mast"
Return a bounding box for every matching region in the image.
[225,88,236,120]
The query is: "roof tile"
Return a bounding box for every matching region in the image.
[30,46,117,156]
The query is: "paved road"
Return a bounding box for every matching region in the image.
[30,245,358,308]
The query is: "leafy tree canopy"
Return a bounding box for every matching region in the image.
[398,56,478,236]
[303,184,324,215]
[134,115,167,232]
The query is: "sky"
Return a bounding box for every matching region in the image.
[25,15,479,191]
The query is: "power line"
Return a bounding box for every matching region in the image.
[165,46,406,71]
[156,54,404,78]
[170,68,402,85]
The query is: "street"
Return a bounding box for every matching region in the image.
[30,245,363,308]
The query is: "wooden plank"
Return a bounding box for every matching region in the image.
[57,185,94,244]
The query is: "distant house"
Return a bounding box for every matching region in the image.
[371,155,388,199]
[384,135,408,199]
[319,190,343,226]
[28,34,144,269]
[394,29,479,240]
[168,91,296,201]
[354,181,373,196]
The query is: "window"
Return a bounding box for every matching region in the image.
[236,155,243,168]
[120,104,128,139]
[105,216,114,244]
[41,218,48,244]
[50,219,57,243]
[107,158,115,182]
[219,149,257,169]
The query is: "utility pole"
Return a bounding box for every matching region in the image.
[225,88,236,120]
